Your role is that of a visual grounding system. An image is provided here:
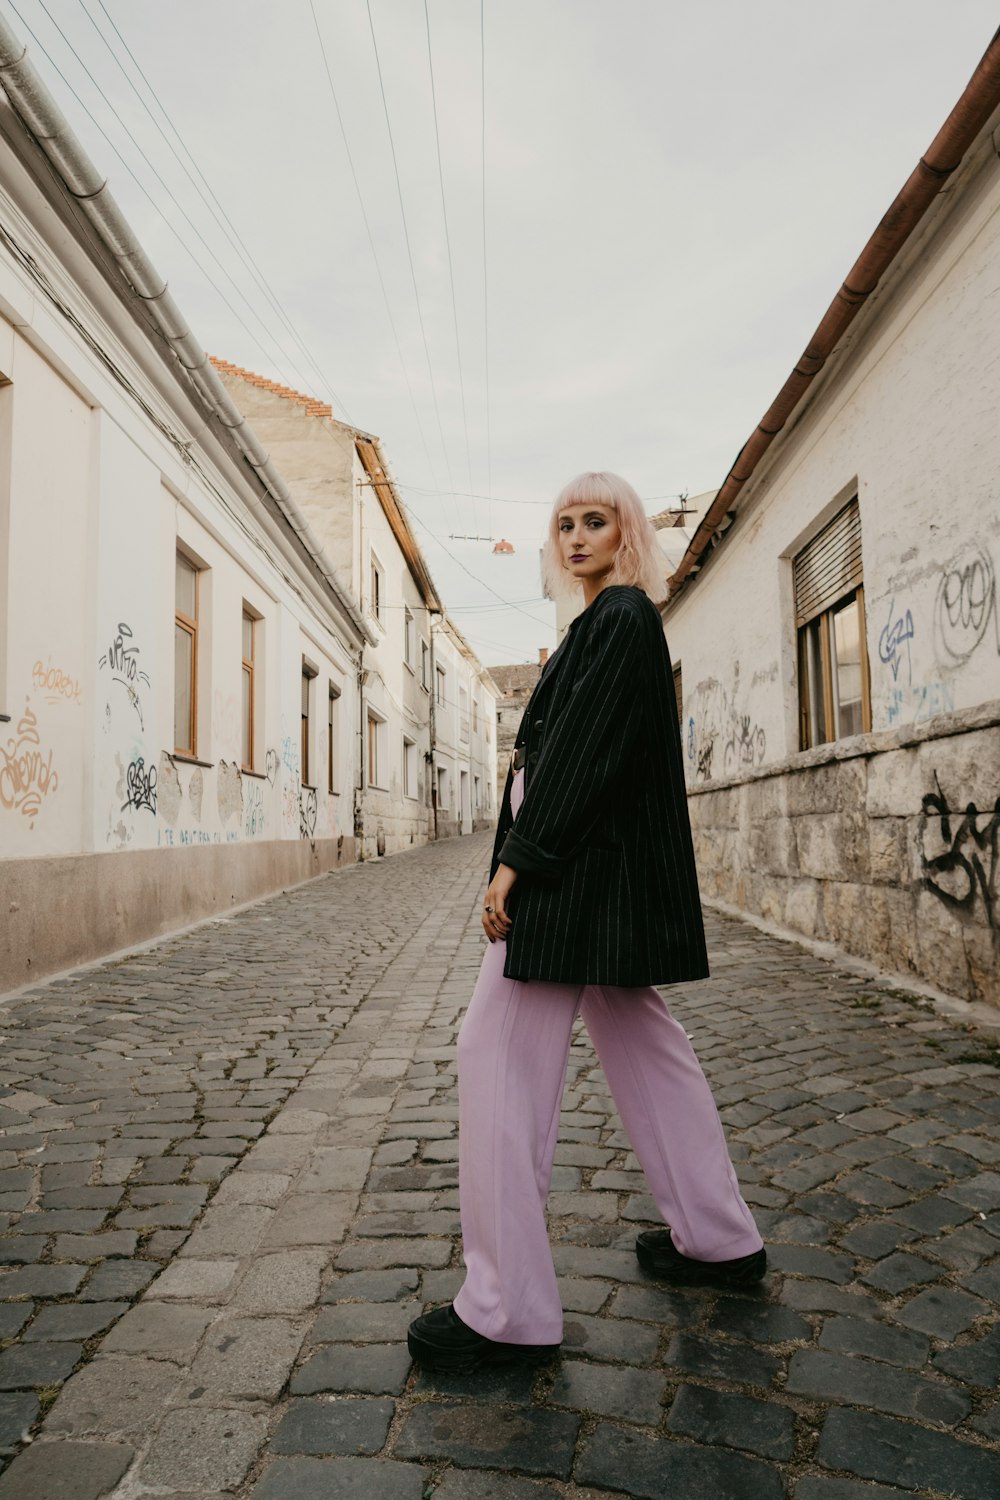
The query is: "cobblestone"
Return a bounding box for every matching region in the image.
[1,826,999,1497]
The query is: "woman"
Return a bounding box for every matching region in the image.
[408,472,765,1372]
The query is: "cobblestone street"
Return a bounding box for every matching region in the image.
[1,830,1000,1499]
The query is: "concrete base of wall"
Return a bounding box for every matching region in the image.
[687,702,1000,1010]
[0,836,356,996]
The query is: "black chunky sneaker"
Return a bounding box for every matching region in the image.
[407,1303,561,1372]
[636,1229,767,1287]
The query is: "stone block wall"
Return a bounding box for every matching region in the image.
[687,705,1000,1007]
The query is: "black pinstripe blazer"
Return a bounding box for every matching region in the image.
[490,584,709,987]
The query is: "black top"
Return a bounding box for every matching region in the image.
[490,584,708,987]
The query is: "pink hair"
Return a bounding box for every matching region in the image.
[540,471,667,601]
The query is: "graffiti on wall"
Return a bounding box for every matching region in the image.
[935,545,999,667]
[887,678,955,726]
[98,623,150,728]
[244,780,264,838]
[0,702,59,829]
[686,676,767,782]
[32,659,83,706]
[265,748,279,786]
[299,786,318,840]
[920,771,999,939]
[122,755,157,814]
[877,598,915,685]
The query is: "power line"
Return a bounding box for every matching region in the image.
[16,0,320,399]
[401,496,552,629]
[307,0,442,496]
[81,0,353,421]
[365,0,456,503]
[424,0,475,528]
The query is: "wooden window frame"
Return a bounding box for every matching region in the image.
[435,665,446,708]
[367,709,386,789]
[174,554,199,757]
[403,735,416,799]
[797,584,872,750]
[369,553,383,622]
[241,610,256,772]
[301,664,317,786]
[327,684,339,794]
[672,661,683,730]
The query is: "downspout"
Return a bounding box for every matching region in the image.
[355,646,366,861]
[428,618,439,841]
[0,17,374,648]
[670,24,1000,595]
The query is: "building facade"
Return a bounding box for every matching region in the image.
[488,654,547,808]
[0,29,496,993]
[212,362,448,860]
[431,617,499,839]
[662,75,1000,1008]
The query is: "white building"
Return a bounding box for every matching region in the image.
[212,361,445,860]
[430,616,500,838]
[662,44,1000,1008]
[0,22,496,993]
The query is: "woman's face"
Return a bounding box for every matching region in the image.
[557,503,622,594]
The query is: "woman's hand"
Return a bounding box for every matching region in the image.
[482,863,518,942]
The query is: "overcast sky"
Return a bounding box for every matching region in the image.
[5,1,997,663]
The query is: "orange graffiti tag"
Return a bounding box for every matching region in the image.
[0,702,59,830]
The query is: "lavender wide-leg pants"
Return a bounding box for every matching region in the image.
[452,771,762,1346]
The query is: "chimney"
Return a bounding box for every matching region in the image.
[539,648,549,666]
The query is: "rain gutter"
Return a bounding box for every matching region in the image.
[669,25,1000,597]
[0,16,374,646]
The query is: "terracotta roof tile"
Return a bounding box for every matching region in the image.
[209,356,333,419]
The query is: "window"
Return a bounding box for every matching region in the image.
[436,665,446,707]
[472,695,479,734]
[672,662,683,729]
[367,710,386,787]
[404,608,414,668]
[474,775,480,812]
[174,552,199,755]
[241,611,256,770]
[794,498,871,749]
[459,685,470,743]
[403,736,417,798]
[421,639,429,690]
[328,683,340,793]
[301,665,316,784]
[370,554,383,621]
[437,764,448,809]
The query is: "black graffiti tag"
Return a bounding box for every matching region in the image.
[920,771,999,938]
[123,756,157,814]
[299,786,318,840]
[724,715,766,773]
[935,547,999,664]
[99,623,151,728]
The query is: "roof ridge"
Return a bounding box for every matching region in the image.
[209,356,333,419]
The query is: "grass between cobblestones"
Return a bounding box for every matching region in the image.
[0,827,999,1498]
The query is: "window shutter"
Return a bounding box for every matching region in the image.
[794,498,862,627]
